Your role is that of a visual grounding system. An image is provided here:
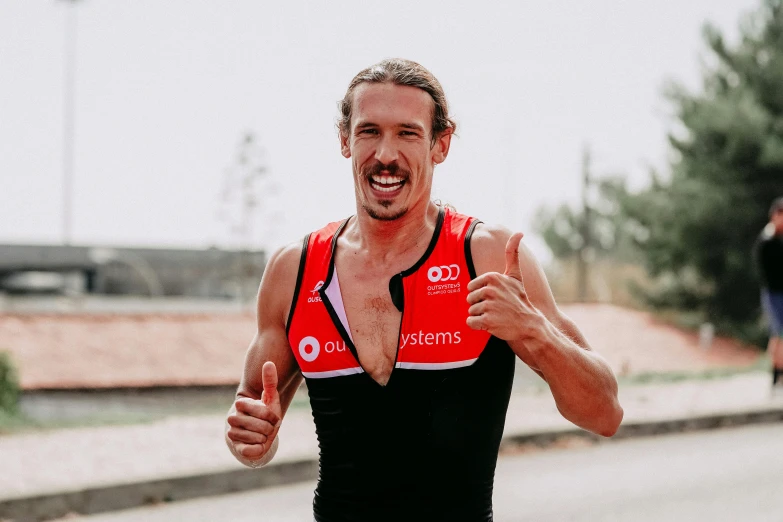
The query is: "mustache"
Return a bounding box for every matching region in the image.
[361,161,411,179]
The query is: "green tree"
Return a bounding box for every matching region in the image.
[624,0,783,336]
[534,174,647,304]
[0,352,19,415]
[534,176,640,264]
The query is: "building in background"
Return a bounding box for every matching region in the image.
[0,244,266,299]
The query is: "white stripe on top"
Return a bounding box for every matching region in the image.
[395,358,477,370]
[302,366,364,379]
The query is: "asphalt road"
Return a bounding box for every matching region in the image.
[59,423,783,522]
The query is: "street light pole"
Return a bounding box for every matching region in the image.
[62,0,79,245]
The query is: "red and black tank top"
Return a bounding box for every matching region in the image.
[286,207,515,522]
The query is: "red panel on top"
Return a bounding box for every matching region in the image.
[396,211,490,369]
[287,208,491,379]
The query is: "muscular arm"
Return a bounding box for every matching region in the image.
[225,241,305,467]
[470,224,623,437]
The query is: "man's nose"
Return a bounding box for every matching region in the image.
[374,134,399,165]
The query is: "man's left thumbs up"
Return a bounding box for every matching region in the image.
[466,231,539,341]
[504,232,524,281]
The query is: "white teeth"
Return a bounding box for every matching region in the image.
[370,175,404,185]
[369,175,405,193]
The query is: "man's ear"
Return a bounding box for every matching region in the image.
[432,128,452,165]
[340,131,351,159]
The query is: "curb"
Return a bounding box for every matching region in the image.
[0,460,319,522]
[2,406,782,522]
[500,405,783,449]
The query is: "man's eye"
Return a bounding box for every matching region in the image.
[359,129,377,135]
[400,131,417,136]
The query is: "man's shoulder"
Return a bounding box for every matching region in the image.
[265,239,306,287]
[255,239,306,329]
[468,222,513,276]
[757,224,783,243]
[469,222,512,250]
[755,229,783,254]
[467,221,545,279]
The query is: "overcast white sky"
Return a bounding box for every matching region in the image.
[0,0,759,260]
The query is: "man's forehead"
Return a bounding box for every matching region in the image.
[351,82,433,126]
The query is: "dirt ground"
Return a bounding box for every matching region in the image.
[0,304,762,390]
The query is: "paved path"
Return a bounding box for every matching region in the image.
[54,423,783,522]
[1,372,780,501]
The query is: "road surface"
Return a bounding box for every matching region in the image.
[59,423,783,521]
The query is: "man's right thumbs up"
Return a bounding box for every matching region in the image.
[261,360,280,408]
[226,360,283,466]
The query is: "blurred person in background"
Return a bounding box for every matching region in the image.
[755,197,783,393]
[224,58,623,522]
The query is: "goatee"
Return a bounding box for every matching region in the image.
[363,203,408,221]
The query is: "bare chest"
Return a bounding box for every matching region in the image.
[336,268,402,386]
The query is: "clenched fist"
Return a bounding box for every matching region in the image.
[226,361,282,465]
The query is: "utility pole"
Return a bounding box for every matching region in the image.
[577,145,592,302]
[61,0,80,244]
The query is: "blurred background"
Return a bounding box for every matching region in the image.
[2,0,783,521]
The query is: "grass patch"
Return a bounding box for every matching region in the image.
[619,357,768,386]
[0,351,20,413]
[0,386,313,436]
[0,409,166,435]
[0,409,30,433]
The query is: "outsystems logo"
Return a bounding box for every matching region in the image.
[297,336,347,363]
[427,264,460,283]
[298,336,320,362]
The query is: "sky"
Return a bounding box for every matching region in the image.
[0,0,761,261]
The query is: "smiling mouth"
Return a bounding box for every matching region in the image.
[369,175,406,193]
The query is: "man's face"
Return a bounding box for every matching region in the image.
[340,82,450,221]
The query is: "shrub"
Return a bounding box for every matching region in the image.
[0,352,20,414]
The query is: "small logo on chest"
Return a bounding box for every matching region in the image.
[427,264,460,282]
[307,280,324,303]
[426,264,462,296]
[297,335,347,362]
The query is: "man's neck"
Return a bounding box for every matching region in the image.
[350,201,440,265]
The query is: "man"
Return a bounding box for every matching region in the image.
[755,197,783,391]
[225,58,623,522]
